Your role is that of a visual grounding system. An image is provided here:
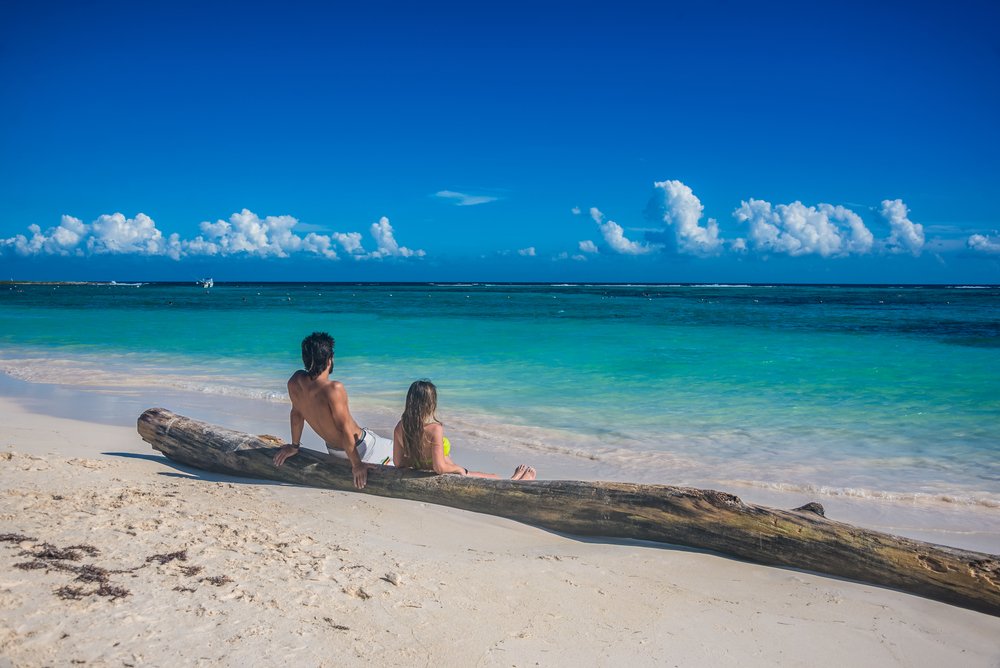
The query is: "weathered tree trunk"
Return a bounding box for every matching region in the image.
[136,407,1000,616]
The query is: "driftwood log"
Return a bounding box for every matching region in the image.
[136,407,1000,617]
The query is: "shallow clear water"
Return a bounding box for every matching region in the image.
[2,282,998,512]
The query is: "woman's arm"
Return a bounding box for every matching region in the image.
[462,469,500,479]
[427,424,467,475]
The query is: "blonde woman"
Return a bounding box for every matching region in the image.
[393,380,536,480]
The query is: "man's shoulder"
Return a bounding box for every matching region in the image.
[287,370,308,391]
[323,379,347,396]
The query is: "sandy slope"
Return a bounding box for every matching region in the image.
[1,397,998,667]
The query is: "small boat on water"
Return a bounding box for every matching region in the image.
[198,278,214,289]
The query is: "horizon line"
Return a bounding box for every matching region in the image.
[5,280,999,288]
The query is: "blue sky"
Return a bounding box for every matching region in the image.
[1,0,999,283]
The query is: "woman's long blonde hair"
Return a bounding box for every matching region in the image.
[400,380,439,464]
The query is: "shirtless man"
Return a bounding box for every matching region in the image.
[272,332,393,489]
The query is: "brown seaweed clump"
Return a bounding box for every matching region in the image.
[14,560,53,571]
[55,585,88,601]
[55,583,131,600]
[65,544,100,557]
[8,534,211,603]
[146,550,188,565]
[95,583,130,600]
[0,533,37,543]
[73,565,111,583]
[34,543,85,561]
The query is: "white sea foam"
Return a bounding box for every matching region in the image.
[3,343,998,517]
[0,353,288,405]
[692,283,754,288]
[721,479,1000,509]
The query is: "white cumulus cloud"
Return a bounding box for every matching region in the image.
[16,211,181,259]
[578,240,598,254]
[968,234,1000,254]
[85,212,183,260]
[590,207,656,255]
[880,199,924,256]
[434,190,499,206]
[732,200,874,257]
[369,217,425,258]
[184,209,336,259]
[301,233,338,258]
[838,206,875,254]
[652,180,723,255]
[518,247,536,257]
[2,209,427,263]
[3,215,88,256]
[333,231,365,255]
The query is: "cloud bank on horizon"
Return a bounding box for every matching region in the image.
[576,180,997,261]
[4,180,998,263]
[2,210,423,262]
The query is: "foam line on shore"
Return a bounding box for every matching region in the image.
[3,357,1000,519]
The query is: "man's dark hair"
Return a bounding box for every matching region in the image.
[302,332,334,379]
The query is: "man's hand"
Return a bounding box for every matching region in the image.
[273,444,300,467]
[352,462,374,489]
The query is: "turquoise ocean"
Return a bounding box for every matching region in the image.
[2,282,998,550]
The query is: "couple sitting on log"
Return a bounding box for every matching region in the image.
[272,332,537,488]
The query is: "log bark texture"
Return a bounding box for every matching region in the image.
[137,407,1000,616]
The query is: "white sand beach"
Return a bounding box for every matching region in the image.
[2,394,999,667]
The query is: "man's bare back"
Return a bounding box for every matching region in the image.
[286,369,362,452]
[272,332,376,489]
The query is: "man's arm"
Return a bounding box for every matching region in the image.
[341,437,369,489]
[328,383,372,489]
[273,406,304,467]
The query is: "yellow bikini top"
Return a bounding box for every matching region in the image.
[416,436,450,470]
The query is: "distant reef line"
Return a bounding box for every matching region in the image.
[3,280,999,288]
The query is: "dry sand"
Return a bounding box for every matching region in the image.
[1,396,998,667]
